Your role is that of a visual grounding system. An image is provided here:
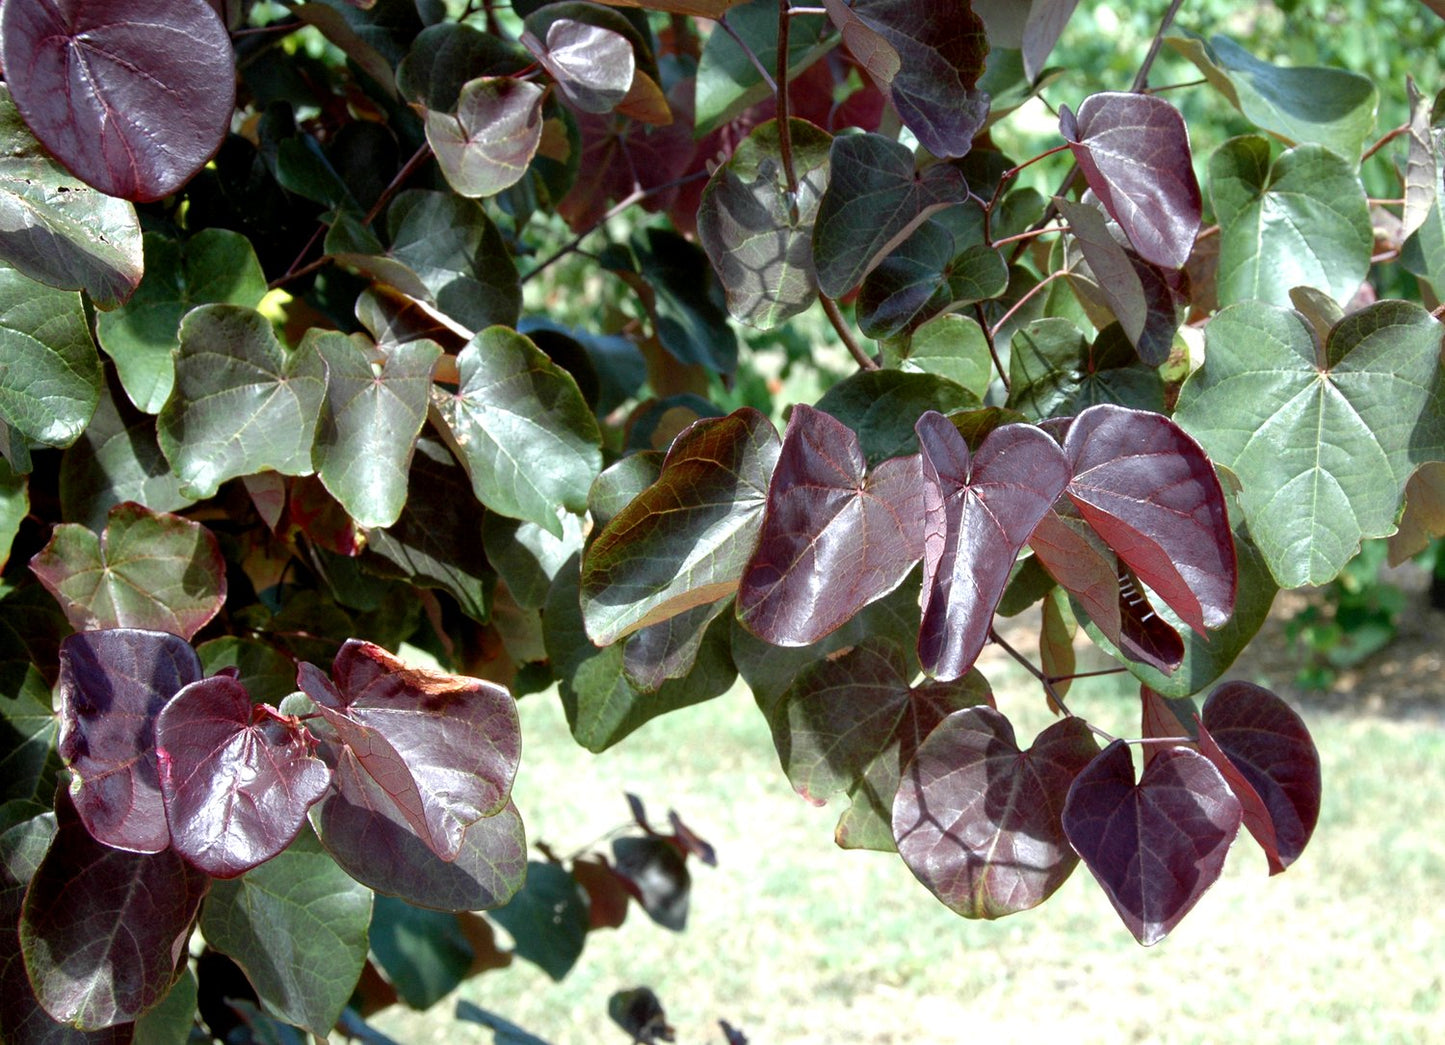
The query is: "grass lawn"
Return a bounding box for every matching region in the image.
[370,623,1445,1045]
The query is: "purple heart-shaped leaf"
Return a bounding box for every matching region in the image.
[1064,404,1236,634]
[57,629,204,853]
[19,790,209,1030]
[893,707,1099,918]
[155,677,331,878]
[300,640,520,861]
[0,0,235,202]
[915,412,1071,680]
[1063,740,1242,945]
[1061,92,1202,270]
[1198,681,1321,875]
[738,405,925,646]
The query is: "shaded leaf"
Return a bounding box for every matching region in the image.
[55,629,203,853]
[196,636,301,707]
[1403,77,1440,240]
[694,0,832,133]
[697,119,832,329]
[0,454,25,571]
[737,405,924,646]
[812,133,970,297]
[1198,681,1320,875]
[31,502,226,639]
[20,791,209,1028]
[893,708,1099,917]
[1007,319,1165,419]
[1060,93,1201,270]
[857,213,1007,339]
[155,678,330,878]
[397,22,530,111]
[313,334,440,529]
[1063,740,1242,945]
[613,835,689,930]
[430,326,600,536]
[200,827,371,1037]
[95,230,267,414]
[915,412,1071,680]
[0,664,61,808]
[368,895,472,1009]
[1168,32,1378,161]
[299,640,520,861]
[824,0,990,159]
[621,228,740,373]
[0,83,142,308]
[814,370,981,465]
[581,408,779,643]
[0,260,102,470]
[426,77,545,199]
[483,512,586,611]
[487,861,589,981]
[1389,462,1445,564]
[1173,300,1445,586]
[1208,135,1371,308]
[0,0,234,202]
[157,306,326,500]
[622,597,732,692]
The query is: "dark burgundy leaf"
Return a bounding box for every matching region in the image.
[915,412,1071,680]
[737,405,925,646]
[0,0,235,202]
[155,678,331,878]
[1060,92,1202,270]
[1028,501,1185,673]
[1199,681,1321,874]
[824,0,990,159]
[893,707,1099,918]
[667,809,717,867]
[299,640,521,861]
[314,745,526,912]
[609,987,673,1045]
[57,629,204,853]
[613,835,690,931]
[571,855,631,929]
[1140,685,1196,769]
[1063,740,1242,945]
[1063,404,1236,633]
[20,791,209,1029]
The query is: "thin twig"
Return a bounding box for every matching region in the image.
[974,303,1008,393]
[362,142,433,227]
[523,186,648,285]
[988,268,1068,343]
[991,223,1070,250]
[269,225,327,291]
[989,628,1117,743]
[1129,0,1187,93]
[821,295,877,369]
[774,0,798,197]
[1361,123,1410,163]
[716,14,777,94]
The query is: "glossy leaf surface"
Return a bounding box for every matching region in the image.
[527,20,634,114]
[426,77,545,198]
[30,502,226,639]
[0,84,142,308]
[1198,681,1320,875]
[56,629,203,853]
[300,640,520,860]
[1063,741,1242,945]
[893,708,1099,918]
[737,405,924,646]
[812,133,970,298]
[1208,136,1371,308]
[697,119,832,329]
[1061,93,1201,270]
[199,828,371,1037]
[155,677,330,878]
[1174,300,1444,586]
[20,792,209,1028]
[915,412,1071,680]
[157,306,326,499]
[431,326,601,537]
[580,408,779,644]
[0,0,235,202]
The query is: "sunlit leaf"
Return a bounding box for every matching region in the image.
[737,405,924,646]
[1173,300,1445,586]
[199,827,370,1037]
[0,84,142,308]
[524,19,634,114]
[426,77,545,198]
[31,502,226,639]
[1063,740,1242,946]
[157,306,326,500]
[881,313,994,400]
[894,708,1098,918]
[0,0,234,202]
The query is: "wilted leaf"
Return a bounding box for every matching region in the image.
[0,0,234,202]
[1174,300,1444,586]
[426,77,545,198]
[0,84,142,308]
[893,708,1099,917]
[915,412,1071,680]
[31,502,226,639]
[157,306,326,499]
[737,405,924,646]
[1063,740,1242,945]
[580,408,779,644]
[155,678,330,878]
[430,326,601,537]
[55,629,203,853]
